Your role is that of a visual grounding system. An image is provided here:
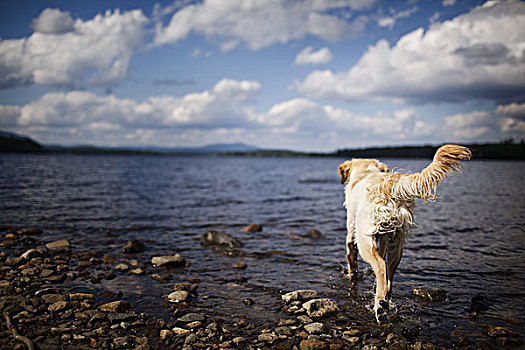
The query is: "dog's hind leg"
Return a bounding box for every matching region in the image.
[386,235,403,301]
[345,221,358,280]
[357,233,388,322]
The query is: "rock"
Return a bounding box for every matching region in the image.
[282,290,319,304]
[100,300,131,312]
[128,268,146,275]
[187,321,202,329]
[304,322,325,334]
[173,282,198,293]
[412,287,447,302]
[103,254,117,264]
[114,263,129,272]
[48,301,68,312]
[305,228,323,239]
[151,254,187,267]
[297,315,314,323]
[159,329,173,340]
[113,337,130,347]
[45,239,70,252]
[69,293,96,301]
[302,299,339,318]
[178,313,205,323]
[241,224,262,232]
[258,333,277,343]
[468,293,491,313]
[300,339,328,350]
[200,230,243,248]
[275,326,292,337]
[243,298,255,306]
[168,290,190,303]
[233,336,246,345]
[42,294,66,304]
[172,327,191,337]
[17,228,43,235]
[122,240,145,253]
[484,325,518,338]
[233,262,247,269]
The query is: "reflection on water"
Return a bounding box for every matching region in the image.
[1,154,524,338]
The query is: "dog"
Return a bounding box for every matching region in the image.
[338,145,471,322]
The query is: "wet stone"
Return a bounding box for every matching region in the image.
[305,228,324,239]
[412,287,447,302]
[241,224,262,232]
[275,326,292,337]
[41,294,66,304]
[122,239,145,253]
[45,239,70,252]
[114,263,129,272]
[200,230,244,248]
[168,290,190,303]
[48,300,68,312]
[172,327,191,337]
[178,313,205,323]
[233,261,247,269]
[100,300,131,312]
[282,290,319,304]
[17,228,43,235]
[151,254,187,267]
[173,282,198,293]
[302,299,339,319]
[304,322,325,334]
[300,338,328,350]
[484,325,518,338]
[69,293,96,301]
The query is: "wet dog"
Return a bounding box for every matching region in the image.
[338,145,471,322]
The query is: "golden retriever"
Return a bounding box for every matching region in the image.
[338,145,471,322]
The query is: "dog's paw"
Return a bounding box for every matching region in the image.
[375,305,388,323]
[379,299,390,311]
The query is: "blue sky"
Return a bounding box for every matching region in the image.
[0,0,524,151]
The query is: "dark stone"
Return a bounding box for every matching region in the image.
[241,224,262,232]
[200,231,243,248]
[412,287,447,302]
[17,228,43,235]
[468,293,491,313]
[122,240,145,253]
[243,298,255,306]
[304,228,324,239]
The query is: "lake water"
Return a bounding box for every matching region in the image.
[1,154,524,343]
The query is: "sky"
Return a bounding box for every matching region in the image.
[0,0,524,152]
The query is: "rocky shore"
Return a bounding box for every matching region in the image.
[1,226,523,349]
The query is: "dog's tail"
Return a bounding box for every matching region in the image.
[376,145,471,201]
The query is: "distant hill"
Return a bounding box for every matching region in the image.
[0,131,45,153]
[1,130,524,159]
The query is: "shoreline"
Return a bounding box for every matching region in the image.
[1,227,523,349]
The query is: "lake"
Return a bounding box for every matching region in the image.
[1,154,524,344]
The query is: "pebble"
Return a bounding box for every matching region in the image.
[99,300,131,312]
[128,268,146,275]
[178,313,205,323]
[484,325,518,338]
[151,254,187,267]
[122,239,145,253]
[304,322,325,334]
[48,301,68,312]
[168,290,190,303]
[172,327,191,337]
[200,230,244,248]
[159,329,173,340]
[275,326,293,337]
[45,239,71,252]
[173,282,198,293]
[412,287,447,302]
[299,338,328,350]
[302,299,339,318]
[114,263,129,272]
[241,224,262,232]
[233,261,247,269]
[305,228,324,239]
[258,333,277,343]
[282,290,319,304]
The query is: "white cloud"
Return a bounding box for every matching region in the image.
[443,0,456,7]
[0,8,148,89]
[294,46,333,65]
[496,102,525,118]
[31,8,75,34]
[377,6,418,30]
[153,0,374,50]
[297,1,525,104]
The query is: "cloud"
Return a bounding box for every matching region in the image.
[377,6,418,30]
[294,47,333,65]
[0,8,148,89]
[31,8,75,34]
[297,1,525,104]
[495,102,525,119]
[153,0,374,50]
[443,0,456,7]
